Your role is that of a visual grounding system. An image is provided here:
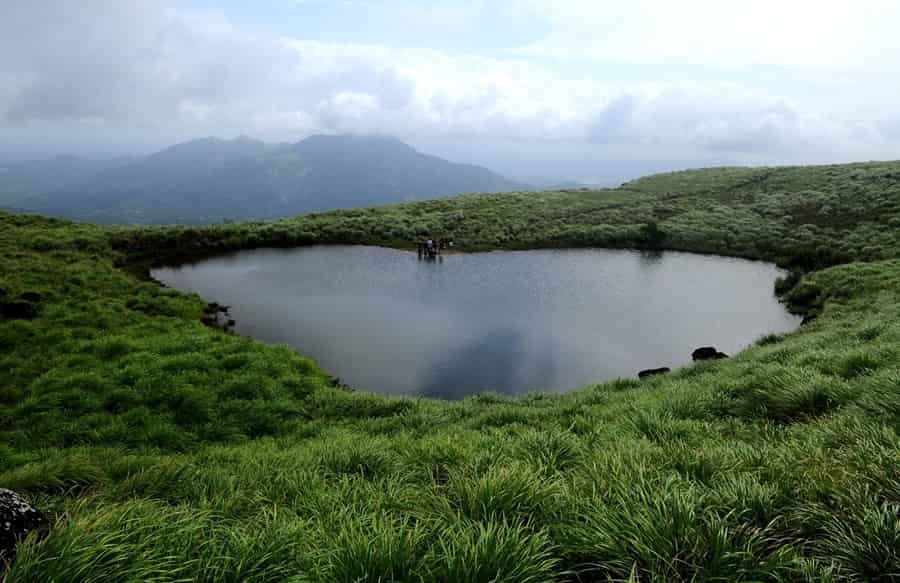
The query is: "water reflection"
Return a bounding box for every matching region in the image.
[639,249,664,266]
[419,326,559,399]
[153,245,802,398]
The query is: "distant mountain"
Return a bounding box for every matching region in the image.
[0,135,525,224]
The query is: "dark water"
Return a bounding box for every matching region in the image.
[153,246,801,399]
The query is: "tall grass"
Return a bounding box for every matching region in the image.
[4,160,900,579]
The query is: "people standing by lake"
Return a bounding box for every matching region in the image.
[416,236,453,259]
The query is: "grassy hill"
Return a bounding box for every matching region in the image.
[2,161,900,581]
[115,160,900,272]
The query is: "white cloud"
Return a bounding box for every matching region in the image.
[515,0,900,69]
[0,0,898,168]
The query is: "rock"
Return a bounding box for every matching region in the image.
[0,302,38,320]
[18,292,42,303]
[226,319,236,327]
[638,367,671,379]
[692,346,729,361]
[0,288,7,298]
[692,346,718,361]
[327,376,353,391]
[0,488,47,563]
[203,303,230,315]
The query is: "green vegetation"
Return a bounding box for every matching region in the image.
[3,160,900,581]
[114,160,900,273]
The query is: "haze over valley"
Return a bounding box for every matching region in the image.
[0,134,524,224]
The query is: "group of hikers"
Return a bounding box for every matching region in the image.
[416,237,452,259]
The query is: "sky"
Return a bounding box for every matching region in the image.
[2,0,900,184]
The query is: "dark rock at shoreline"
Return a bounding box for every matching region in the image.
[0,302,38,320]
[201,314,218,326]
[1,488,47,563]
[19,291,42,303]
[200,304,236,332]
[203,302,231,315]
[692,346,729,361]
[0,288,7,298]
[639,367,671,379]
[328,376,353,392]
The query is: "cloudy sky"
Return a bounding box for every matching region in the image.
[3,0,900,184]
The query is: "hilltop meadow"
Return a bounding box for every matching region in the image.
[2,161,900,581]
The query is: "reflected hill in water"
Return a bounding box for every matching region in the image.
[419,326,560,399]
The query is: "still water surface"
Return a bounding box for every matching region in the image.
[153,246,801,399]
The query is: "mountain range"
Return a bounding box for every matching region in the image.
[0,135,525,225]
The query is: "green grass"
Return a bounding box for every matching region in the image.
[114,160,900,271]
[2,161,900,580]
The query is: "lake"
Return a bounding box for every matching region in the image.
[153,246,801,399]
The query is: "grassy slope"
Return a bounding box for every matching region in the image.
[1,161,900,581]
[115,161,900,270]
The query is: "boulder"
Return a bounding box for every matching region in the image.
[0,288,7,298]
[0,302,38,320]
[638,367,671,379]
[201,314,218,327]
[327,376,353,391]
[0,488,47,563]
[692,346,729,361]
[18,292,42,303]
[203,303,230,315]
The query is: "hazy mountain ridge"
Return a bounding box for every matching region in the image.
[0,135,525,225]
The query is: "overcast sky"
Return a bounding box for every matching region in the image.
[3,0,900,184]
